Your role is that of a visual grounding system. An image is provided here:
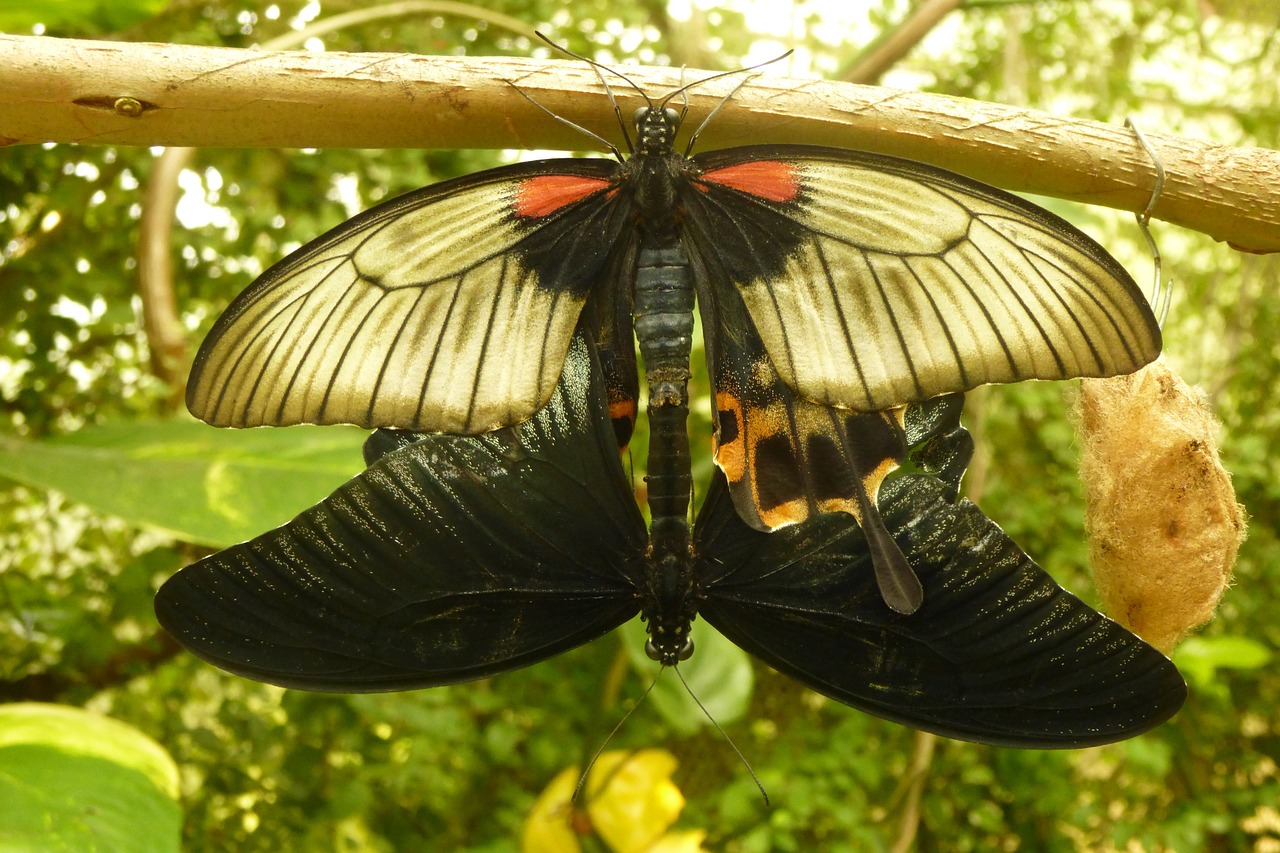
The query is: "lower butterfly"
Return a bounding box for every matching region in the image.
[156,328,1185,748]
[181,54,1162,613]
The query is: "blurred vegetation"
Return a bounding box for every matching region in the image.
[2,0,1278,850]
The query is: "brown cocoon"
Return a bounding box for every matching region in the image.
[1075,355,1245,654]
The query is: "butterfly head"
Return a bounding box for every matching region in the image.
[641,548,700,665]
[632,106,681,156]
[644,629,694,666]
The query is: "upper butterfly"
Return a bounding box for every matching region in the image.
[185,55,1161,609]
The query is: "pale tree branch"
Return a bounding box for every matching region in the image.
[841,0,966,84]
[1,34,1277,253]
[137,144,190,395]
[889,731,939,853]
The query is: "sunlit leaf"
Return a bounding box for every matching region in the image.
[1173,635,1272,689]
[0,703,181,853]
[0,420,365,547]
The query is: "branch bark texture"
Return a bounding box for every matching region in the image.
[1,35,1276,253]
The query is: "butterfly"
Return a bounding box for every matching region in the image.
[156,327,1185,747]
[181,57,1162,614]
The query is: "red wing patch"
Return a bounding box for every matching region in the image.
[698,160,799,203]
[514,175,612,219]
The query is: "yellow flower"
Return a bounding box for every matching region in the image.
[522,749,705,853]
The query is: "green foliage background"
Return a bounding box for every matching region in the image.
[2,0,1278,850]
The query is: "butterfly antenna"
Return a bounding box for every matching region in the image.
[1125,116,1174,326]
[662,51,793,154]
[675,66,691,125]
[673,666,771,807]
[572,672,662,804]
[533,32,658,157]
[505,80,623,160]
[535,31,655,107]
[590,62,636,155]
[660,49,794,106]
[681,73,755,155]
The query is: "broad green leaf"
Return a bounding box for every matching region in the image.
[0,703,181,853]
[1174,635,1273,690]
[0,420,366,548]
[622,618,754,735]
[0,0,166,33]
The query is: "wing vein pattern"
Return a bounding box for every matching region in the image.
[685,145,1161,412]
[187,160,623,433]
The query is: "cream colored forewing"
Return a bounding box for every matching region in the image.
[688,146,1161,412]
[188,162,618,433]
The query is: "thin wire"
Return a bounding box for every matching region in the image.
[1124,117,1174,326]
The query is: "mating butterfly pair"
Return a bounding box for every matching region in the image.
[157,329,1184,746]
[158,59,1181,745]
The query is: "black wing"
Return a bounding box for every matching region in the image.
[695,396,1186,748]
[156,332,647,691]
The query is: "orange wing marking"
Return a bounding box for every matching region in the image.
[514,175,612,219]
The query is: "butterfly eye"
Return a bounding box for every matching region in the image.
[633,106,650,126]
[664,106,680,125]
[643,637,694,663]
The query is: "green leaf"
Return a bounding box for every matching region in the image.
[0,0,166,33]
[1173,635,1273,689]
[0,420,366,547]
[622,618,754,734]
[0,703,181,853]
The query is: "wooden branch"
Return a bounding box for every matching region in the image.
[2,34,1277,253]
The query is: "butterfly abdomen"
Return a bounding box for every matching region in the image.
[632,230,701,663]
[634,239,696,555]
